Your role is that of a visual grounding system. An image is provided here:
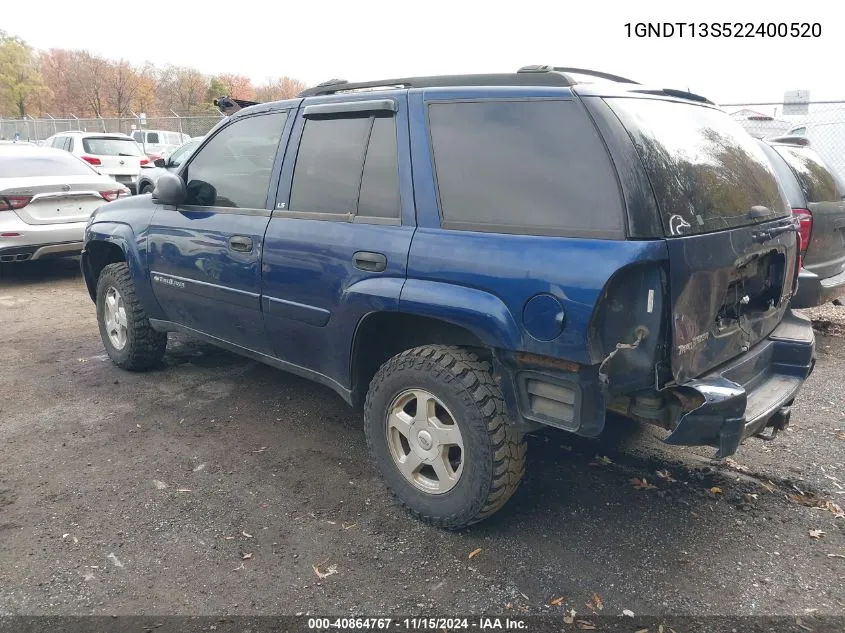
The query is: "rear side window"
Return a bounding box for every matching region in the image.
[147,132,160,144]
[184,111,287,209]
[607,98,789,236]
[132,131,143,142]
[427,100,624,237]
[0,152,97,177]
[773,145,845,203]
[289,113,400,220]
[758,142,805,208]
[82,137,142,156]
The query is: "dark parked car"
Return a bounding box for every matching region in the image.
[758,136,845,307]
[134,137,203,195]
[81,67,815,528]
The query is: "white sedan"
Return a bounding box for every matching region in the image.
[0,145,129,263]
[44,131,148,188]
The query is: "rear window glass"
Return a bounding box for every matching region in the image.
[607,98,789,236]
[428,100,624,237]
[0,151,97,177]
[82,137,143,156]
[773,145,845,203]
[147,133,160,144]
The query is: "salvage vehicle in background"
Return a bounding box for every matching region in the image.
[758,136,845,307]
[44,132,148,192]
[134,137,203,195]
[0,144,128,263]
[81,67,815,528]
[130,129,192,161]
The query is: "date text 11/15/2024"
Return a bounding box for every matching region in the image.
[307,617,527,630]
[624,22,821,37]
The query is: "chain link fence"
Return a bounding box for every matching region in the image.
[726,100,845,183]
[0,114,224,143]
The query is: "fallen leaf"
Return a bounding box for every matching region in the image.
[550,597,564,606]
[591,592,603,610]
[468,548,482,560]
[630,477,657,490]
[724,457,750,473]
[809,529,825,539]
[252,446,268,453]
[152,480,168,490]
[575,621,595,630]
[192,463,206,472]
[759,481,777,493]
[824,500,845,518]
[655,470,676,483]
[796,617,812,631]
[590,455,613,467]
[62,533,70,540]
[342,522,357,530]
[827,553,845,559]
[312,559,338,579]
[242,531,253,538]
[622,609,635,617]
[563,609,576,624]
[232,563,245,571]
[242,552,253,559]
[635,629,649,633]
[224,536,235,540]
[106,552,123,568]
[710,487,723,494]
[326,520,337,525]
[835,431,845,441]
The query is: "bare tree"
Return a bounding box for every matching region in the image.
[109,59,142,118]
[255,76,307,102]
[215,73,255,101]
[76,51,112,117]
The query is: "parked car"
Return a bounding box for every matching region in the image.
[81,67,815,528]
[758,136,845,307]
[0,144,128,263]
[130,129,191,161]
[44,132,148,191]
[786,116,845,185]
[134,137,203,195]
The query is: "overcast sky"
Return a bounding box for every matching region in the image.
[5,0,841,108]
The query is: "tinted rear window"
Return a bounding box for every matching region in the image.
[758,142,805,208]
[428,100,624,237]
[607,98,789,236]
[82,137,142,156]
[772,145,845,203]
[0,152,97,177]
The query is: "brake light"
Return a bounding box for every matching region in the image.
[100,187,129,202]
[0,195,33,211]
[81,155,101,166]
[793,208,813,265]
[140,158,149,166]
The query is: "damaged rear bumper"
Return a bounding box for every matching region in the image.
[664,310,815,458]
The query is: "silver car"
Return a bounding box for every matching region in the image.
[0,145,129,263]
[134,137,203,195]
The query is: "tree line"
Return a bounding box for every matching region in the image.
[0,31,308,119]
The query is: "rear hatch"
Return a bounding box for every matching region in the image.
[769,142,845,279]
[605,97,798,383]
[81,136,145,182]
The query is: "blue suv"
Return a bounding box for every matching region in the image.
[81,67,815,528]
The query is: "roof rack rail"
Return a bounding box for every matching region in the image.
[517,65,640,85]
[213,95,262,116]
[297,72,575,97]
[767,134,811,147]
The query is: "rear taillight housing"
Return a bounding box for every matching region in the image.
[0,195,33,211]
[81,155,102,166]
[140,158,150,166]
[100,187,130,202]
[793,208,813,266]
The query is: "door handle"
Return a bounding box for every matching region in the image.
[228,235,253,252]
[352,251,387,272]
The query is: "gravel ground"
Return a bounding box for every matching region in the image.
[0,259,844,618]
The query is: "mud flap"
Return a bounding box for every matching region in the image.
[664,376,747,458]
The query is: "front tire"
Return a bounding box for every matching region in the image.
[96,262,167,370]
[364,345,526,529]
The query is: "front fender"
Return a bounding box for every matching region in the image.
[82,221,166,320]
[399,279,522,350]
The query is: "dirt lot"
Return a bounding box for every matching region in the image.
[1,259,844,617]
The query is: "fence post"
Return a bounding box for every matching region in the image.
[170,110,183,136]
[71,114,79,131]
[46,114,57,136]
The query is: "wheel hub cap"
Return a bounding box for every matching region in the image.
[103,286,128,350]
[386,389,464,495]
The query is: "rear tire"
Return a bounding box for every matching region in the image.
[96,262,167,370]
[139,183,153,195]
[364,345,526,529]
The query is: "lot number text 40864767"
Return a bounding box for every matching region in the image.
[624,22,821,38]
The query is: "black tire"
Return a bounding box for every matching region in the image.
[364,345,526,529]
[139,182,154,195]
[96,262,167,370]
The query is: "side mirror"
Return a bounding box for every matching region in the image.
[152,172,187,206]
[153,158,166,168]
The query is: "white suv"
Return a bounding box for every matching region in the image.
[44,132,148,188]
[130,129,191,160]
